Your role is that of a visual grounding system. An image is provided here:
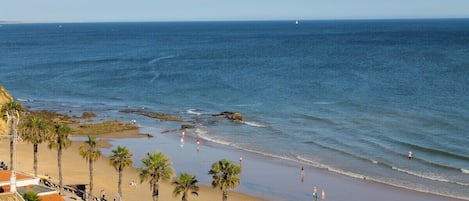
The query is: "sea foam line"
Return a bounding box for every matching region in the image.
[461,168,469,174]
[194,126,469,200]
[241,121,267,128]
[148,55,176,64]
[195,127,231,146]
[392,166,469,187]
[187,109,203,115]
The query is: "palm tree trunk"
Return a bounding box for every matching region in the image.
[58,146,63,195]
[118,168,122,201]
[89,160,93,201]
[152,182,159,201]
[9,136,13,170]
[9,118,14,170]
[33,144,38,177]
[222,190,228,201]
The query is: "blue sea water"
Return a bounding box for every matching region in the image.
[1,19,469,200]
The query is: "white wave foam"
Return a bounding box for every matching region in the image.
[187,109,203,115]
[312,101,337,105]
[148,55,176,64]
[296,156,329,169]
[191,126,469,200]
[149,71,160,83]
[462,168,469,174]
[194,127,231,146]
[392,166,469,187]
[297,156,368,179]
[242,121,267,128]
[17,98,33,102]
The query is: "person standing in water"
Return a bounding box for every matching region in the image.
[301,166,305,183]
[408,151,413,160]
[312,186,318,201]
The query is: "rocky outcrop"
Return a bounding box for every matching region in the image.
[213,111,243,121]
[0,85,14,135]
[120,109,183,122]
[181,124,195,129]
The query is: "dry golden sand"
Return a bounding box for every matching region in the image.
[0,136,265,201]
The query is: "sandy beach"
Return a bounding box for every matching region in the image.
[0,137,265,201]
[1,123,467,201]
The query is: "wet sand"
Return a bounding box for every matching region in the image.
[1,126,466,201]
[0,137,265,201]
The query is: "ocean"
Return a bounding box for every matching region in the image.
[1,19,468,200]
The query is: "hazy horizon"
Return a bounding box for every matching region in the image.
[1,0,469,23]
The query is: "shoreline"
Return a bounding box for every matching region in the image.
[0,138,265,201]
[136,130,468,201]
[1,113,467,201]
[94,123,468,201]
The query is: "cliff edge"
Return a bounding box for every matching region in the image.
[0,85,14,135]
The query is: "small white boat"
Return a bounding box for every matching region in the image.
[295,20,299,25]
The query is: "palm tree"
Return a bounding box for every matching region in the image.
[1,101,23,171]
[109,146,133,201]
[20,116,50,177]
[48,123,72,195]
[79,136,102,201]
[172,172,199,201]
[22,190,41,201]
[138,151,174,201]
[208,159,242,201]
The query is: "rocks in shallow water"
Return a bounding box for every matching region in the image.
[181,124,195,129]
[120,109,182,122]
[231,113,243,121]
[213,111,243,121]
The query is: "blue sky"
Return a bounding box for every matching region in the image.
[1,0,469,22]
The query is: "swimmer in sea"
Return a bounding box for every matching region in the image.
[408,151,413,160]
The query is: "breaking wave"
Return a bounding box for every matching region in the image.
[392,166,469,187]
[242,121,267,128]
[187,109,203,115]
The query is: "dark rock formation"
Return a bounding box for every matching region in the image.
[181,124,195,129]
[120,109,182,122]
[213,111,243,121]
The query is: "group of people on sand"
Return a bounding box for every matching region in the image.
[0,161,7,170]
[180,131,203,153]
[301,166,326,200]
[303,150,415,200]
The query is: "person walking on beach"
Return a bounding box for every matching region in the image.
[301,166,305,183]
[312,186,318,201]
[100,189,106,201]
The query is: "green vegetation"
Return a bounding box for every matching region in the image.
[208,159,242,201]
[22,190,41,201]
[79,136,102,201]
[110,146,133,201]
[138,151,174,201]
[172,172,199,201]
[20,116,50,177]
[1,101,23,170]
[48,123,72,195]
